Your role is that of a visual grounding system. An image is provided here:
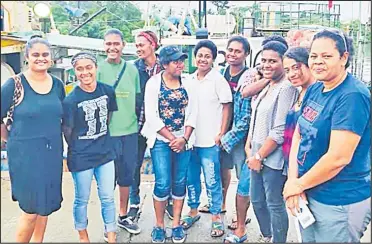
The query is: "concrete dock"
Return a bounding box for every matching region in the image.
[1,171,370,243]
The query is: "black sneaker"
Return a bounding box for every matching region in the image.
[117,215,141,234]
[127,206,140,220]
[165,204,174,220]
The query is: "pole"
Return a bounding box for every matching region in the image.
[69,7,106,35]
[328,5,331,27]
[198,0,202,28]
[298,3,300,29]
[357,1,362,79]
[145,1,150,28]
[77,1,80,25]
[43,18,47,33]
[333,4,336,27]
[351,2,354,37]
[289,1,292,29]
[203,0,207,28]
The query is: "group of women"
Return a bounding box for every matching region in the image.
[0,26,370,244]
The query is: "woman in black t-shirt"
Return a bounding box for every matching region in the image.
[62,52,118,243]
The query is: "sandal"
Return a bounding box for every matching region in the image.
[180,214,201,229]
[199,204,227,214]
[199,204,211,213]
[224,232,248,243]
[211,221,225,237]
[228,218,251,230]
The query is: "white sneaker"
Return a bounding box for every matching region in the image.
[259,234,273,243]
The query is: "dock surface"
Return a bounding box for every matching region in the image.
[1,172,370,243]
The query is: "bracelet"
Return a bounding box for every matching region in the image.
[182,136,188,143]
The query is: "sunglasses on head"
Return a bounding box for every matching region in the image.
[317,28,348,53]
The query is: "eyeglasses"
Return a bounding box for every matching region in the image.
[317,28,348,53]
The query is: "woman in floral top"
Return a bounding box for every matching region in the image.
[158,80,189,131]
[141,45,198,243]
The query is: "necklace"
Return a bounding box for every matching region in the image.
[297,90,305,107]
[297,98,303,107]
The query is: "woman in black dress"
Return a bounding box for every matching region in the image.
[1,36,65,242]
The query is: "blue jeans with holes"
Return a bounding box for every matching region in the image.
[71,161,116,233]
[187,145,223,215]
[150,139,191,201]
[248,165,288,243]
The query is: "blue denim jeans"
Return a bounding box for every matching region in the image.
[150,139,191,201]
[130,136,173,206]
[300,196,371,242]
[187,145,223,215]
[249,165,288,243]
[71,161,116,233]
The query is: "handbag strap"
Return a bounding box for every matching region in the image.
[5,74,23,126]
[112,61,127,90]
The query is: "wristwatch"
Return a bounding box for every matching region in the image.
[255,152,264,162]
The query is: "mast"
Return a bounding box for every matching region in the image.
[356,1,362,79]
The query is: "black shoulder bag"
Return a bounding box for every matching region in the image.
[112,61,127,90]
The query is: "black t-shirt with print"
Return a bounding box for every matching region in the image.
[62,82,118,172]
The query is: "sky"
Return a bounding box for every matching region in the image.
[133,1,371,23]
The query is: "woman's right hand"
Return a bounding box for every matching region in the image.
[286,192,307,217]
[169,137,186,153]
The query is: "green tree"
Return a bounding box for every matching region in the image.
[211,1,230,15]
[50,3,70,35]
[49,1,144,41]
[230,6,251,33]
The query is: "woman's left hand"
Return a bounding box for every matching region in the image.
[283,178,305,200]
[170,137,186,153]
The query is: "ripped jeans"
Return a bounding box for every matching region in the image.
[186,145,223,215]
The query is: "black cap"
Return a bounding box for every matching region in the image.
[159,45,188,65]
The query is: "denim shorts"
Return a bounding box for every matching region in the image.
[220,141,246,179]
[236,162,251,197]
[112,133,138,187]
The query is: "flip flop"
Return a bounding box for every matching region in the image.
[199,204,211,213]
[224,232,248,243]
[228,218,251,230]
[211,221,225,238]
[180,214,201,229]
[199,204,227,214]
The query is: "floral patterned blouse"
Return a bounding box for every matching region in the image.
[158,76,189,132]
